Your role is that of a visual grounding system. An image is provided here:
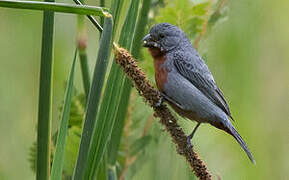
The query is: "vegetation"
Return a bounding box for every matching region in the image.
[1,0,288,179]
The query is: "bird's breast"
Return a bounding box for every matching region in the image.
[149,48,168,92]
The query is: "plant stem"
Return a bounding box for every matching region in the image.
[79,52,90,99]
[76,0,91,99]
[37,1,54,179]
[0,0,108,16]
[73,0,103,32]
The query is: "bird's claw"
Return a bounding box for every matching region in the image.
[186,137,193,149]
[154,96,163,107]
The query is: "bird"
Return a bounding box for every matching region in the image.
[142,23,255,164]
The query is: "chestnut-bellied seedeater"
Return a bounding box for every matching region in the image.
[143,23,255,164]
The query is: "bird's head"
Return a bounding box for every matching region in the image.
[142,23,184,53]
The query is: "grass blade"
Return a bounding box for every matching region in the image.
[108,0,152,165]
[132,0,152,59]
[107,0,141,165]
[107,80,130,165]
[95,153,108,180]
[50,49,78,180]
[100,0,105,26]
[79,52,90,98]
[36,2,54,179]
[83,52,123,179]
[81,1,125,178]
[72,16,113,180]
[0,0,108,16]
[109,2,153,157]
[111,0,124,38]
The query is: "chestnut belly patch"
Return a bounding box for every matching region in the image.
[155,65,168,92]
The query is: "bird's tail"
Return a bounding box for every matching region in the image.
[212,119,256,164]
[224,121,256,165]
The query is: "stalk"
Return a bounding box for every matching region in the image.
[0,0,108,16]
[76,0,90,99]
[36,0,55,179]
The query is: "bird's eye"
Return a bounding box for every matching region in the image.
[159,33,165,38]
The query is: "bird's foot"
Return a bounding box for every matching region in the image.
[186,123,201,149]
[154,96,163,107]
[186,136,193,149]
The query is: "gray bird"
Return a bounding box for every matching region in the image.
[143,23,255,164]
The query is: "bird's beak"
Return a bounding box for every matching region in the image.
[142,34,151,47]
[142,34,161,49]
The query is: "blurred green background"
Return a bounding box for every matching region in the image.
[0,0,288,179]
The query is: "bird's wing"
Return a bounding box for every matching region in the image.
[173,52,234,120]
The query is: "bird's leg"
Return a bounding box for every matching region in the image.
[187,122,201,148]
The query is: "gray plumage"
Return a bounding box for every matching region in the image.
[143,23,255,164]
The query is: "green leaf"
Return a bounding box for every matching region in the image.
[154,0,212,40]
[111,0,124,39]
[107,0,141,166]
[83,0,126,175]
[192,2,210,16]
[95,153,108,180]
[50,49,78,180]
[84,62,123,179]
[67,94,86,127]
[63,127,82,177]
[72,17,113,180]
[132,0,152,60]
[36,2,54,179]
[107,0,153,167]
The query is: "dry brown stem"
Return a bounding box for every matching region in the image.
[113,45,212,180]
